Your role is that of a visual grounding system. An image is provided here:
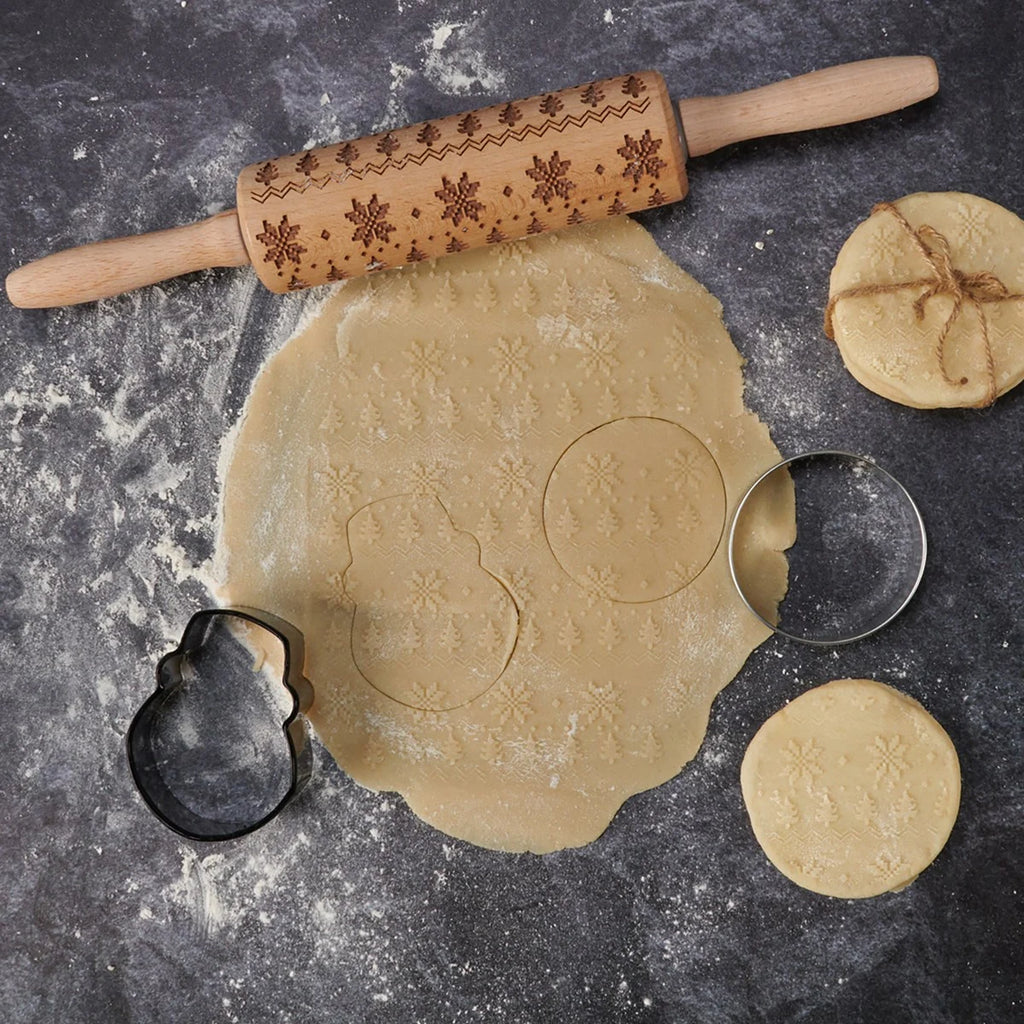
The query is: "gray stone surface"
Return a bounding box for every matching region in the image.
[1,0,1022,1021]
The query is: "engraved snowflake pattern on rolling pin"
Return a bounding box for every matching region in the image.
[238,71,689,293]
[256,215,306,269]
[618,129,667,184]
[345,194,396,246]
[525,152,576,203]
[435,172,485,226]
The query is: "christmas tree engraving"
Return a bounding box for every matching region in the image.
[376,132,400,156]
[296,151,319,177]
[416,122,441,147]
[498,102,522,126]
[254,161,278,185]
[336,141,360,166]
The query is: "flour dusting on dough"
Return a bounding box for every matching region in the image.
[216,219,793,853]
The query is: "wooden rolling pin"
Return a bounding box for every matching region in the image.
[5,56,938,309]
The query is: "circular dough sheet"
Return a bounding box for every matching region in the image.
[217,216,793,853]
[741,678,960,898]
[828,191,1024,408]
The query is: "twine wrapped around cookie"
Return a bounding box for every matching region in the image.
[824,201,1024,407]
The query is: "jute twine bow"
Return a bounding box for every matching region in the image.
[824,201,1024,406]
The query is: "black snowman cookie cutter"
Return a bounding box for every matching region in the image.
[127,607,314,841]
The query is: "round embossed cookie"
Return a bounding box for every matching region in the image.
[218,216,795,853]
[741,678,960,898]
[826,192,1024,408]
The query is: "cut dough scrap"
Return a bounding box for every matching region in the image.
[828,192,1024,408]
[217,216,794,853]
[741,678,960,898]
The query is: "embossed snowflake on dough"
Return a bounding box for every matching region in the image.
[792,856,829,884]
[409,681,447,719]
[868,734,909,788]
[405,339,445,388]
[506,568,534,606]
[870,351,910,381]
[782,738,824,789]
[490,335,532,385]
[953,199,991,250]
[491,454,532,499]
[582,682,622,726]
[577,331,619,378]
[581,452,620,496]
[665,325,700,375]
[407,461,445,496]
[667,448,708,491]
[322,462,360,503]
[871,219,909,267]
[408,569,446,614]
[581,564,620,601]
[493,678,534,727]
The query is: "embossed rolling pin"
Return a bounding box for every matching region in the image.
[5,56,937,309]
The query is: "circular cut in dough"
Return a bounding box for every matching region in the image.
[741,678,960,898]
[827,192,1024,408]
[218,217,795,853]
[542,417,726,603]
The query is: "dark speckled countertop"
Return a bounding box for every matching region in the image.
[2,1,1022,1021]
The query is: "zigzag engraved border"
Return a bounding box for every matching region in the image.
[248,96,652,204]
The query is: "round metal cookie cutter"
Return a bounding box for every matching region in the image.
[728,451,927,645]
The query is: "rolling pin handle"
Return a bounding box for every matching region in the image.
[677,56,939,158]
[5,209,250,309]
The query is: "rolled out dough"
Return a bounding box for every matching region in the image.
[217,217,794,852]
[827,192,1024,408]
[741,678,961,898]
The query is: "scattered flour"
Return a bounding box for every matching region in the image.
[420,18,505,96]
[372,61,416,134]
